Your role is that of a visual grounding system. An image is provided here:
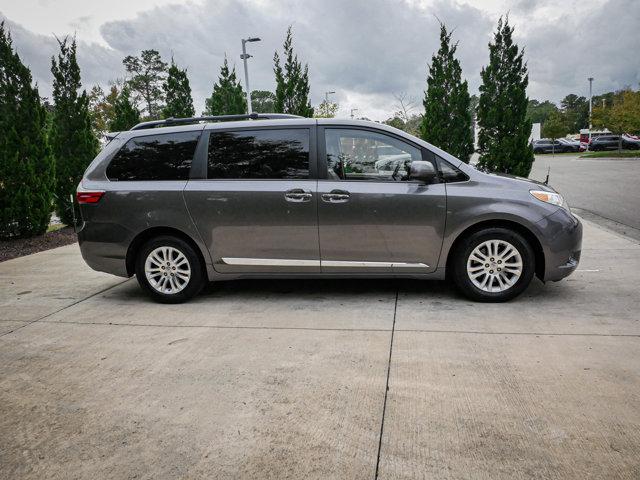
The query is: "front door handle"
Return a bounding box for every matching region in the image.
[321,189,350,203]
[284,188,312,203]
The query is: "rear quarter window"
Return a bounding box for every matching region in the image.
[106,131,200,181]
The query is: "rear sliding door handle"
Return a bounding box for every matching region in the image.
[321,189,350,203]
[284,188,312,203]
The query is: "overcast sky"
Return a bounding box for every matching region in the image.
[1,0,639,120]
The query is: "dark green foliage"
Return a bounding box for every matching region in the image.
[251,90,276,113]
[273,27,313,117]
[163,59,195,118]
[203,57,246,115]
[526,99,558,125]
[420,23,474,163]
[50,36,99,225]
[477,17,534,176]
[0,22,54,238]
[109,85,141,131]
[123,50,167,119]
[542,111,569,150]
[560,94,589,133]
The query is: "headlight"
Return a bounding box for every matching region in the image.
[530,190,567,208]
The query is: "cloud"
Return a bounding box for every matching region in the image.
[2,0,639,120]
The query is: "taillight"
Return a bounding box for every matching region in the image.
[76,191,105,204]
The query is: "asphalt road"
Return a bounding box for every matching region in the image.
[528,154,640,238]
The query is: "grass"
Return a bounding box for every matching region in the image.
[580,150,640,159]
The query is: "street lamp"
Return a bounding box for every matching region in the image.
[588,77,594,143]
[350,108,358,119]
[241,36,261,114]
[325,91,335,103]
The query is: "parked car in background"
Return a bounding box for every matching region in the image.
[532,139,575,153]
[76,113,581,304]
[557,138,582,152]
[589,135,640,151]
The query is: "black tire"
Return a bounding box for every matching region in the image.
[135,235,206,304]
[451,228,535,302]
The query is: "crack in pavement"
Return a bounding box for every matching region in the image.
[0,279,131,338]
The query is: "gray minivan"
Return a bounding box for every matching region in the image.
[76,113,582,303]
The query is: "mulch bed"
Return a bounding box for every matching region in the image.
[0,227,78,262]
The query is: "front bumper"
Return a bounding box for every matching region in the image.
[536,208,583,282]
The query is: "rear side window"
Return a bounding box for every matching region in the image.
[106,131,200,181]
[207,129,309,179]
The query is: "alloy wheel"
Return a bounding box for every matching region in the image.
[466,240,523,293]
[144,246,191,294]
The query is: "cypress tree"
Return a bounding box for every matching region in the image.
[0,22,54,238]
[163,59,195,118]
[477,17,534,176]
[203,56,246,115]
[273,27,313,117]
[420,23,474,163]
[50,36,99,225]
[109,85,141,131]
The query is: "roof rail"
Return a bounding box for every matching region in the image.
[129,113,303,131]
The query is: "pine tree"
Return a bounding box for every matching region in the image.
[477,17,534,176]
[50,36,99,225]
[109,85,141,131]
[123,50,167,119]
[163,59,195,118]
[203,56,246,115]
[0,22,54,238]
[273,27,313,117]
[420,23,474,163]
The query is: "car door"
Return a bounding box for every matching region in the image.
[183,125,320,273]
[316,126,446,274]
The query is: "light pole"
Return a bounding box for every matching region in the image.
[350,108,358,119]
[241,37,261,114]
[588,77,594,143]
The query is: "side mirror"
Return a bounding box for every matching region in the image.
[409,161,436,183]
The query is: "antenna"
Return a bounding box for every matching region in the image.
[544,166,551,185]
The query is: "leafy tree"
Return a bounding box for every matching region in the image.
[420,23,474,162]
[88,84,120,136]
[541,110,569,154]
[162,59,195,118]
[203,56,246,116]
[0,22,54,238]
[315,99,339,118]
[526,99,559,125]
[251,90,276,113]
[50,36,99,226]
[109,85,141,131]
[273,27,313,117]
[560,94,589,133]
[593,89,640,150]
[477,17,534,176]
[123,49,167,119]
[384,114,421,136]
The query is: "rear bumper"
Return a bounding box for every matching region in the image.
[77,220,131,278]
[536,208,583,282]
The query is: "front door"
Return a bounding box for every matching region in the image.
[317,127,446,274]
[184,126,320,273]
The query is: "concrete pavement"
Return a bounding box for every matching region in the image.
[1,219,640,479]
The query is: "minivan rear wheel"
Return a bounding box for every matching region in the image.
[452,228,535,302]
[135,235,205,303]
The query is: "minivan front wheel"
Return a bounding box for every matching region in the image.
[135,236,205,303]
[452,228,535,302]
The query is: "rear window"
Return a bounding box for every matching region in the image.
[207,129,309,179]
[106,131,200,181]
